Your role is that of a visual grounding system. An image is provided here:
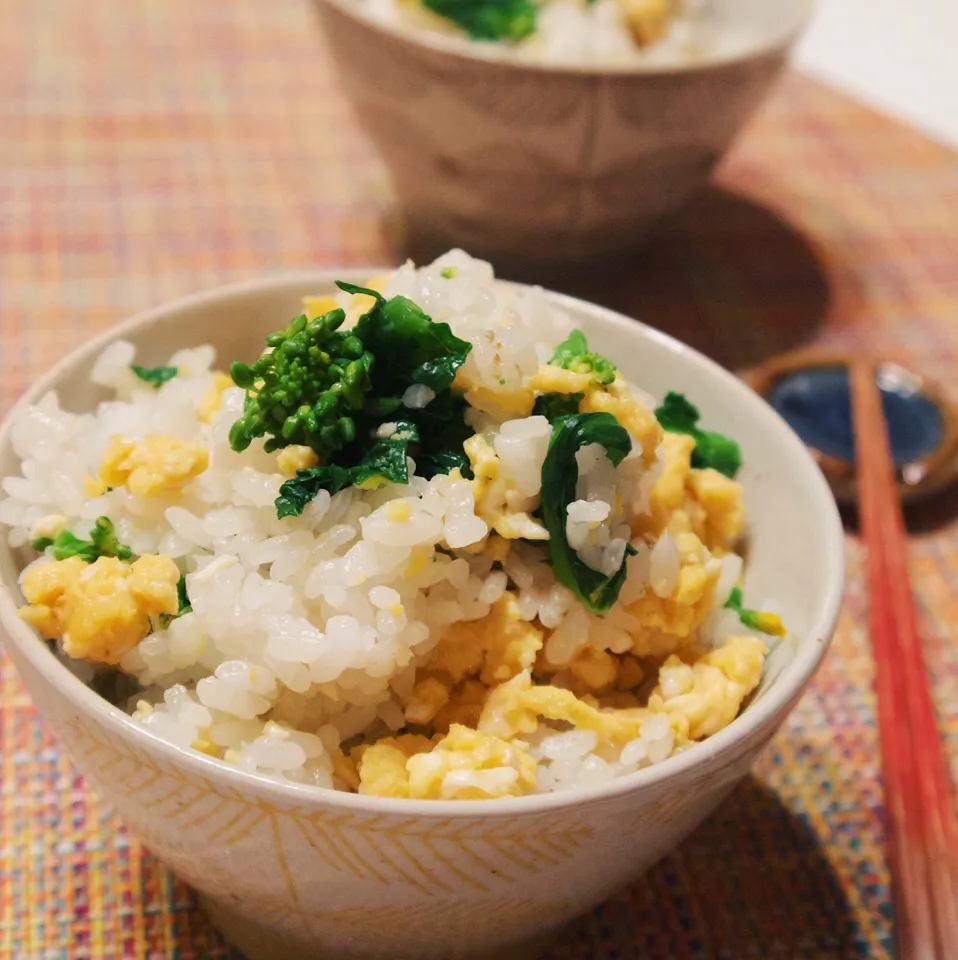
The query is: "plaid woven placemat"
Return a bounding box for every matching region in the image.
[3,1,958,957]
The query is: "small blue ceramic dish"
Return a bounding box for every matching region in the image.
[746,352,958,504]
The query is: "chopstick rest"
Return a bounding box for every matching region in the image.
[745,351,958,506]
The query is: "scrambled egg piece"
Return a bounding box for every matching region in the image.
[198,371,234,424]
[479,671,648,744]
[349,274,391,322]
[463,383,536,420]
[30,514,69,543]
[451,341,539,420]
[617,0,675,47]
[527,365,593,396]
[405,675,453,725]
[432,678,489,732]
[94,435,209,498]
[627,529,718,646]
[623,430,745,651]
[580,377,662,465]
[303,275,388,327]
[742,608,786,638]
[433,593,543,685]
[357,743,410,798]
[644,432,695,535]
[567,645,620,692]
[405,594,543,725]
[19,554,181,665]
[687,469,745,555]
[276,445,319,477]
[330,744,361,792]
[638,432,745,554]
[526,363,663,468]
[355,733,434,798]
[465,434,548,541]
[405,725,537,800]
[301,295,339,319]
[648,635,767,742]
[361,274,390,295]
[616,654,646,691]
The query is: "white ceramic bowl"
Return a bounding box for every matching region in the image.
[0,273,843,960]
[313,0,813,267]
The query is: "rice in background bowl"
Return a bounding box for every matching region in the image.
[357,0,757,68]
[0,257,843,960]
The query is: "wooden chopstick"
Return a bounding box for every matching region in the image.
[850,361,958,959]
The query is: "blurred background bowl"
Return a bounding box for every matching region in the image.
[313,0,813,272]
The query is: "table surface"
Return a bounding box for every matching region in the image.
[3,2,958,958]
[795,0,958,149]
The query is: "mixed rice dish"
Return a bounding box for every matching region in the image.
[356,0,733,66]
[2,250,785,801]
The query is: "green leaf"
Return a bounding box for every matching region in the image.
[539,413,634,614]
[405,389,474,480]
[31,537,54,551]
[532,392,583,421]
[49,531,98,561]
[351,291,472,395]
[420,448,471,477]
[723,586,786,637]
[159,576,193,628]
[364,396,405,418]
[654,391,742,479]
[42,517,133,563]
[548,330,616,385]
[413,355,466,393]
[89,516,133,560]
[275,439,410,518]
[176,575,191,614]
[421,0,537,40]
[334,281,386,304]
[352,438,412,488]
[233,287,474,518]
[377,419,420,443]
[131,365,178,388]
[276,466,355,519]
[550,330,588,366]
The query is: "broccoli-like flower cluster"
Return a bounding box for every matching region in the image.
[228,309,375,458]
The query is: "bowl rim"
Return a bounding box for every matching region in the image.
[0,268,845,819]
[314,0,815,78]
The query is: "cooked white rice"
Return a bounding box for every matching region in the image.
[2,249,780,800]
[357,0,762,68]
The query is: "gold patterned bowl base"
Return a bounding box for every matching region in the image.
[201,895,561,960]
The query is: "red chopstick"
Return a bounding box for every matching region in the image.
[850,362,958,959]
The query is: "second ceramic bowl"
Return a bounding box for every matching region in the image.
[314,0,813,268]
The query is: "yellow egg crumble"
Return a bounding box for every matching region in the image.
[20,554,181,665]
[93,434,208,497]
